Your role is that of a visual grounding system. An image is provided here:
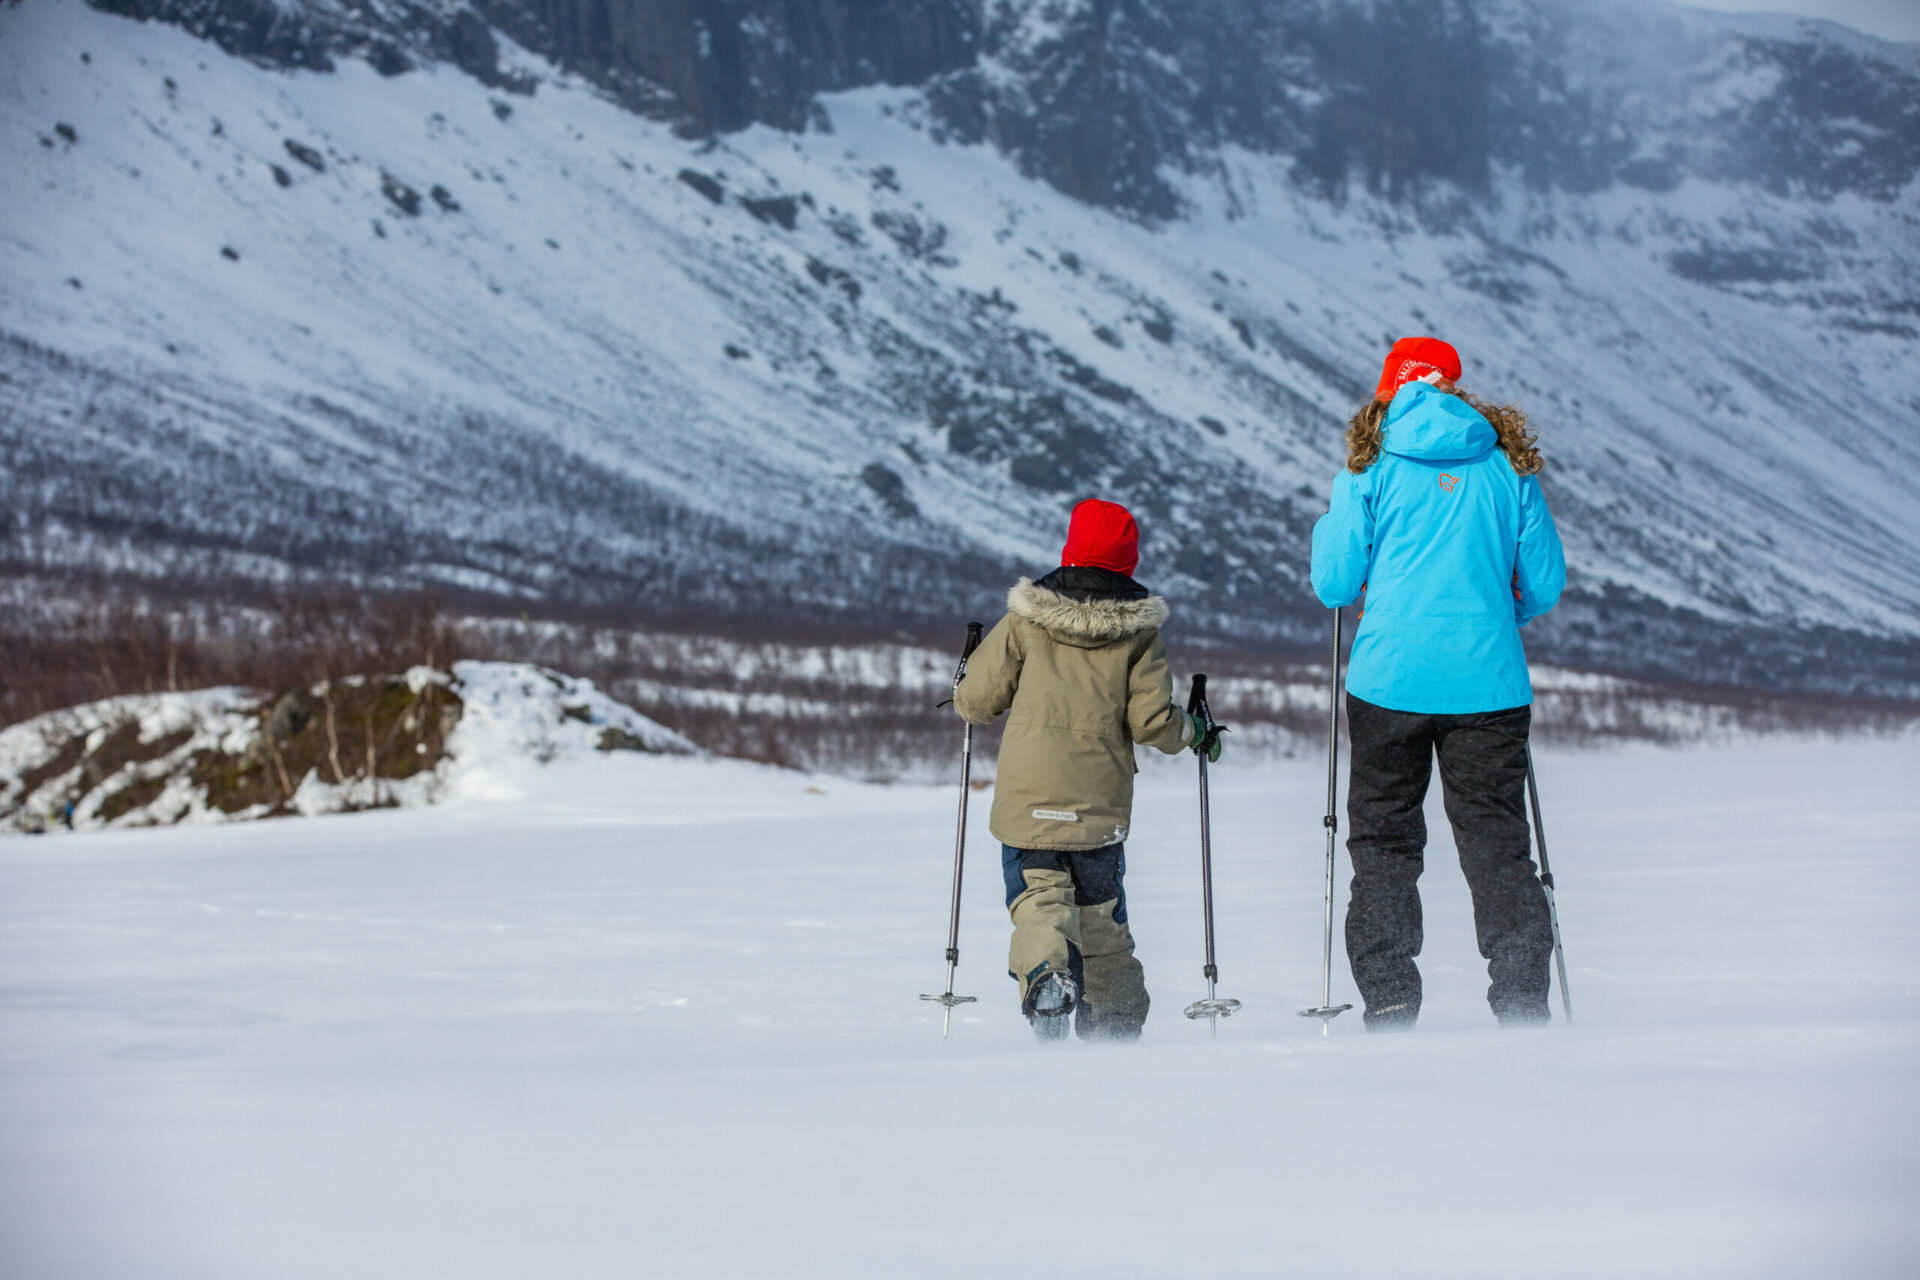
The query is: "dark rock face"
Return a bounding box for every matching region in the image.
[89,0,530,90]
[1482,6,1920,202]
[677,168,724,202]
[381,174,422,216]
[446,8,510,88]
[473,0,978,127]
[284,138,325,171]
[93,0,1920,217]
[92,0,337,70]
[1708,36,1920,199]
[1287,0,1493,199]
[924,0,1920,216]
[859,462,917,519]
[869,209,951,263]
[740,193,798,229]
[805,257,861,303]
[368,39,412,75]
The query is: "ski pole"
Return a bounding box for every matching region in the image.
[1182,674,1240,1034]
[1524,748,1573,1024]
[921,621,985,1038]
[1300,608,1353,1031]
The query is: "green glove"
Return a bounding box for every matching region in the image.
[1188,714,1227,764]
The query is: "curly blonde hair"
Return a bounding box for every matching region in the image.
[1345,389,1542,476]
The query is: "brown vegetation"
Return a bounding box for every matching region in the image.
[4,577,1916,790]
[0,579,464,729]
[2,673,464,828]
[190,676,463,817]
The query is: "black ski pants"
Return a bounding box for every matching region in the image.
[1344,694,1553,1025]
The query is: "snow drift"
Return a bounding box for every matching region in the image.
[2,734,1916,1276]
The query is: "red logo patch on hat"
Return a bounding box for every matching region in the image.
[1376,336,1463,403]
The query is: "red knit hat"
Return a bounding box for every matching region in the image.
[1061,499,1139,576]
[1374,336,1463,403]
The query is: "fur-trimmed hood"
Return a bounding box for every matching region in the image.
[1007,577,1170,647]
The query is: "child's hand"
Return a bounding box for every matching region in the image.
[1188,717,1228,763]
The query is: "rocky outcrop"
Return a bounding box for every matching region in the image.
[92,0,535,91]
[0,674,463,828]
[925,0,1920,217]
[475,0,977,125]
[86,0,1920,215]
[0,664,695,831]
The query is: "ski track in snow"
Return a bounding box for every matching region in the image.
[2,738,1916,1277]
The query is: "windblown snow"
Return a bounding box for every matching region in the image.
[1,736,1915,1277]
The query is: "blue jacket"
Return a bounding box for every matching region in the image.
[1311,382,1566,715]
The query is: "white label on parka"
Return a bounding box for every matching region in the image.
[1032,808,1080,823]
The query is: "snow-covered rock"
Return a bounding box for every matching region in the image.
[0,661,694,832]
[439,661,697,803]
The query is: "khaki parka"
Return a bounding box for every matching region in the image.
[955,577,1192,851]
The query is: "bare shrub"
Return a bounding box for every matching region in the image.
[5,574,1915,785]
[0,577,465,729]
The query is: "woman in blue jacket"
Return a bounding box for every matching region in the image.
[1311,337,1567,1028]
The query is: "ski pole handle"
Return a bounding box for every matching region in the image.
[962,621,984,661]
[946,621,985,698]
[936,617,983,702]
[1187,673,1228,757]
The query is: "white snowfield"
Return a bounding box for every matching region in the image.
[2,736,1916,1278]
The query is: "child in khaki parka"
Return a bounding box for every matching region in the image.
[954,499,1217,1042]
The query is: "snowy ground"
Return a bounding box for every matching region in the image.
[2,737,1917,1278]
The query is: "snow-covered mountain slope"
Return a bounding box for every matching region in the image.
[3,0,1918,692]
[3,738,1917,1276]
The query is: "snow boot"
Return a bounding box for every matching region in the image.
[1364,1000,1418,1032]
[1026,973,1077,1042]
[1494,998,1551,1028]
